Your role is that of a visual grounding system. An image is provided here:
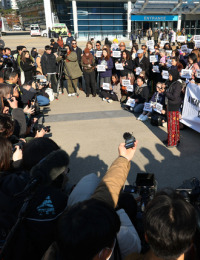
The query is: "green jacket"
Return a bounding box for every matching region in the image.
[154,31,159,40]
[57,52,82,79]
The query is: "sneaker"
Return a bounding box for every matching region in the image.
[102,98,107,101]
[130,107,134,111]
[71,93,76,96]
[141,115,148,121]
[137,114,144,120]
[68,94,72,97]
[107,99,113,103]
[162,122,167,128]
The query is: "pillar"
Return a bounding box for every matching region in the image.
[72,0,78,38]
[44,0,53,30]
[177,13,182,31]
[127,0,132,38]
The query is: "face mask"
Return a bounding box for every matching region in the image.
[99,238,116,260]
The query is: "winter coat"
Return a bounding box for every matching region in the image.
[73,46,83,65]
[154,31,159,40]
[134,56,150,79]
[35,56,43,74]
[66,36,74,47]
[120,59,133,77]
[98,57,113,78]
[164,80,182,111]
[147,29,152,36]
[113,82,121,101]
[41,52,57,75]
[80,56,96,73]
[131,83,149,103]
[50,42,59,54]
[20,58,36,83]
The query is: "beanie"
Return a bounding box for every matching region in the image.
[84,48,90,54]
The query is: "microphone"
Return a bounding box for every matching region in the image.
[15,149,70,196]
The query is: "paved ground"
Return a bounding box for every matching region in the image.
[4,33,200,190]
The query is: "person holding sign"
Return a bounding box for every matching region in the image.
[101,74,121,103]
[169,57,183,72]
[81,48,96,97]
[119,50,133,80]
[134,50,150,80]
[161,69,182,148]
[98,48,113,88]
[185,53,199,81]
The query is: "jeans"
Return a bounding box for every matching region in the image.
[83,70,96,95]
[133,103,144,113]
[101,91,118,101]
[37,95,50,106]
[47,74,57,93]
[148,36,151,40]
[100,77,111,88]
[154,40,158,45]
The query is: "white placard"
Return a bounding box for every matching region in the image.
[153,65,159,73]
[154,103,163,114]
[162,70,169,79]
[97,65,106,72]
[150,55,158,63]
[196,69,200,78]
[126,98,135,107]
[187,49,193,54]
[181,69,192,79]
[160,41,169,47]
[146,40,154,46]
[96,51,102,57]
[195,40,200,48]
[102,83,110,90]
[126,85,134,92]
[115,63,124,70]
[143,102,153,112]
[122,79,131,87]
[148,45,155,52]
[194,35,200,41]
[167,59,172,67]
[113,51,121,58]
[181,45,188,52]
[177,36,185,42]
[166,50,172,57]
[111,44,118,49]
[136,67,142,75]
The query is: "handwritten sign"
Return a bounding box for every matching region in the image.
[97,65,106,72]
[167,59,172,67]
[181,69,192,79]
[177,36,185,42]
[146,40,154,47]
[126,85,134,92]
[150,55,158,63]
[102,83,110,90]
[166,50,172,57]
[111,44,118,50]
[96,51,102,57]
[154,103,163,114]
[195,40,200,48]
[194,35,200,41]
[196,69,200,78]
[113,51,121,58]
[181,45,188,52]
[160,41,169,47]
[136,67,142,75]
[115,63,124,70]
[126,98,135,107]
[153,66,159,73]
[143,102,152,112]
[162,70,169,79]
[122,79,131,87]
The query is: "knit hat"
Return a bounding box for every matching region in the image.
[84,48,90,54]
[113,38,118,43]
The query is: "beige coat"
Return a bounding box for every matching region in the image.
[36,56,43,74]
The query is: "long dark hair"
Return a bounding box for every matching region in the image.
[100,48,110,61]
[122,50,131,60]
[111,74,120,85]
[21,51,30,63]
[0,136,12,171]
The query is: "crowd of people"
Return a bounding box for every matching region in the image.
[0,28,199,260]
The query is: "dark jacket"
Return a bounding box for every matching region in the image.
[66,36,74,47]
[131,83,149,103]
[20,58,36,83]
[41,52,57,75]
[98,57,113,78]
[50,42,59,53]
[150,91,165,105]
[73,46,82,65]
[120,59,133,77]
[164,80,182,111]
[12,108,27,136]
[134,56,150,79]
[0,39,5,48]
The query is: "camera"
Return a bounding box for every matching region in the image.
[32,124,51,133]
[58,48,68,59]
[3,97,13,108]
[33,75,49,90]
[123,132,136,149]
[8,135,26,153]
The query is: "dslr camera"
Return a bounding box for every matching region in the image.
[9,135,26,153]
[123,132,136,149]
[58,48,68,59]
[33,75,49,90]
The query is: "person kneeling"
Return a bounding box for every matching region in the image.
[101,74,121,103]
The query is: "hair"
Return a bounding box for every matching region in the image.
[0,136,12,171]
[188,53,197,64]
[86,41,93,48]
[96,40,101,45]
[137,76,145,83]
[91,38,94,41]
[103,44,111,54]
[122,50,131,60]
[164,43,172,50]
[0,114,14,138]
[58,36,63,40]
[141,45,147,49]
[192,49,200,62]
[31,47,37,58]
[101,48,110,61]
[17,45,26,52]
[63,44,72,51]
[131,43,138,54]
[22,137,60,172]
[4,68,18,81]
[45,45,51,51]
[21,51,29,63]
[56,199,120,260]
[0,83,12,97]
[111,74,120,85]
[4,47,11,53]
[172,49,180,59]
[50,39,55,43]
[143,191,196,260]
[171,57,183,72]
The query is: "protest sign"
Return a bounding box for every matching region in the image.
[143,102,152,112]
[115,63,124,70]
[97,65,106,72]
[126,85,134,92]
[181,69,192,79]
[177,36,185,42]
[113,51,121,58]
[167,59,172,67]
[150,55,158,63]
[181,82,200,133]
[196,69,200,78]
[195,40,200,48]
[166,50,172,57]
[154,103,163,114]
[136,67,142,75]
[153,66,159,73]
[187,49,193,54]
[122,79,131,86]
[148,45,154,52]
[162,70,169,79]
[160,41,169,47]
[96,51,102,57]
[126,98,135,107]
[194,35,200,41]
[111,43,118,49]
[181,45,188,52]
[146,40,154,47]
[102,83,110,90]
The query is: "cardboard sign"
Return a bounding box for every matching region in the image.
[111,44,118,50]
[187,49,193,54]
[96,51,102,57]
[194,35,200,41]
[146,40,154,47]
[195,40,200,48]
[143,102,153,112]
[181,69,192,79]
[122,79,131,87]
[196,69,200,78]
[162,70,169,79]
[150,55,158,63]
[153,65,159,73]
[181,45,188,52]
[177,36,185,42]
[154,103,163,114]
[113,51,121,58]
[160,41,169,47]
[97,65,106,72]
[126,98,135,107]
[148,45,154,52]
[115,63,124,70]
[126,85,134,92]
[102,83,110,90]
[136,67,142,75]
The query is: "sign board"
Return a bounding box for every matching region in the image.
[97,65,106,72]
[181,69,192,79]
[194,35,200,41]
[153,65,159,73]
[111,44,118,50]
[131,15,178,21]
[177,36,185,42]
[102,83,110,90]
[122,79,131,86]
[181,45,188,52]
[126,85,134,92]
[115,63,124,70]
[154,103,163,114]
[136,67,142,75]
[150,55,158,62]
[96,51,102,57]
[196,69,200,78]
[113,51,121,58]
[160,41,169,47]
[195,40,200,48]
[162,70,169,79]
[143,102,153,112]
[126,98,135,107]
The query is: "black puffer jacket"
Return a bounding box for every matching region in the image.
[164,80,182,111]
[41,52,57,75]
[20,58,36,83]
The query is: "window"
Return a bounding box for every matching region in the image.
[191,20,195,28]
[185,21,190,28]
[197,20,200,28]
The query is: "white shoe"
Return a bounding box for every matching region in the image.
[107,99,113,103]
[130,107,134,111]
[68,94,72,97]
[141,115,148,121]
[102,98,107,101]
[137,114,144,120]
[71,93,76,96]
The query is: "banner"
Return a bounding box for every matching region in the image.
[181,83,200,133]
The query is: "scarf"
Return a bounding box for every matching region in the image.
[57,39,63,47]
[82,52,93,65]
[66,51,71,62]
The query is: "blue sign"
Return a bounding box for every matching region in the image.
[131,15,178,21]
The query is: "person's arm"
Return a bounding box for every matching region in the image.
[107,58,113,70]
[164,83,181,101]
[138,87,149,103]
[41,56,47,75]
[91,141,138,208]
[20,61,34,72]
[144,58,150,78]
[124,60,133,71]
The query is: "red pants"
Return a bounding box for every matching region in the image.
[167,111,180,146]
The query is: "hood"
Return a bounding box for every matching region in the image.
[66,51,77,62]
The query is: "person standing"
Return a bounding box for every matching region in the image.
[131,32,137,45]
[137,30,142,44]
[168,28,172,43]
[0,36,5,48]
[153,29,159,45]
[147,28,152,40]
[57,36,64,48]
[86,41,94,56]
[66,32,74,48]
[94,40,102,87]
[71,40,83,91]
[50,39,59,54]
[182,28,185,36]
[98,48,113,87]
[81,48,96,97]
[162,69,182,148]
[20,51,36,83]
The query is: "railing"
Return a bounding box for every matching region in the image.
[75,31,128,41]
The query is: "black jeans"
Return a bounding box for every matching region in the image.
[148,36,151,40]
[47,74,57,93]
[101,90,118,101]
[83,70,96,95]
[154,40,158,44]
